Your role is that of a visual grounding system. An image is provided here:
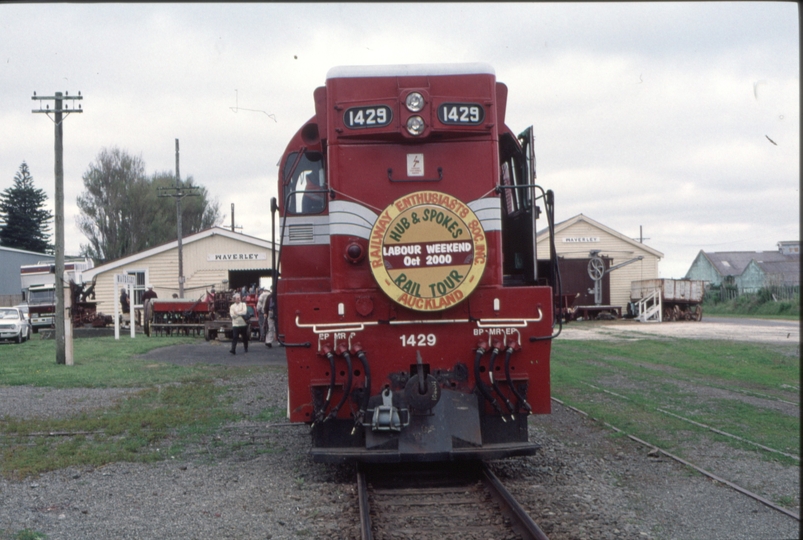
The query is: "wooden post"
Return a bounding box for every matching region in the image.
[64,274,73,365]
[31,91,82,364]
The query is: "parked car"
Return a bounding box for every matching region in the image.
[15,304,33,335]
[0,306,30,343]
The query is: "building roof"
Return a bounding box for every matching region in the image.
[82,226,275,281]
[0,245,54,258]
[699,249,799,278]
[537,214,664,258]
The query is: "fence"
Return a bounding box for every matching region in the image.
[0,294,23,307]
[763,284,799,302]
[708,284,799,303]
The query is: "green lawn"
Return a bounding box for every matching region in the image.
[550,338,800,463]
[0,336,279,479]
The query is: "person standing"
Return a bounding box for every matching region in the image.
[265,291,277,348]
[140,284,158,327]
[256,287,269,342]
[119,287,130,314]
[142,284,158,303]
[229,293,249,355]
[119,286,130,328]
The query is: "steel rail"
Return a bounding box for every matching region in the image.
[357,462,549,540]
[356,463,373,540]
[552,397,800,522]
[481,462,551,540]
[580,381,800,461]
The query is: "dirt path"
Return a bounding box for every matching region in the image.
[558,317,800,344]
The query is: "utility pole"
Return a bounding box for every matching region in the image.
[640,225,650,244]
[230,203,242,233]
[633,225,650,244]
[157,139,199,298]
[32,91,82,365]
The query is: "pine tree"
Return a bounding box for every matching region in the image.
[0,162,52,253]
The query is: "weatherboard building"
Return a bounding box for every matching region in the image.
[80,227,277,316]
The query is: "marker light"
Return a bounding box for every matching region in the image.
[406,116,425,136]
[405,92,425,112]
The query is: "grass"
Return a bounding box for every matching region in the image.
[2,331,798,490]
[0,336,278,479]
[703,289,800,320]
[0,335,204,387]
[550,338,800,465]
[0,530,47,540]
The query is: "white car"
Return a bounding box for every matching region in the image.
[14,304,32,332]
[0,307,30,343]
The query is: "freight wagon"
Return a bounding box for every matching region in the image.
[629,278,705,322]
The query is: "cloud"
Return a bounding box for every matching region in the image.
[0,2,797,280]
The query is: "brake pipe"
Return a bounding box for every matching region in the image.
[351,348,371,435]
[328,347,353,421]
[314,349,337,425]
[474,344,505,420]
[504,345,532,414]
[488,342,516,419]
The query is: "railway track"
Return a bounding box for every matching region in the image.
[357,461,549,540]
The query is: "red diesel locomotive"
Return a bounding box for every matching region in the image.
[275,63,559,463]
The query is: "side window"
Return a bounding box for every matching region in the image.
[127,270,146,305]
[501,161,516,214]
[284,151,326,215]
[498,132,530,216]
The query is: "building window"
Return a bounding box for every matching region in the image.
[126,270,147,306]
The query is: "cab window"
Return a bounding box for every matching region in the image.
[284,151,326,215]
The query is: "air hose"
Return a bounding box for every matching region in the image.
[489,345,516,419]
[351,350,371,435]
[474,346,505,419]
[504,346,532,414]
[315,350,337,424]
[328,350,353,421]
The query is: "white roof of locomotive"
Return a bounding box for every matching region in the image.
[326,63,495,80]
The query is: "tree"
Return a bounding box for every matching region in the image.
[76,148,222,262]
[151,171,222,241]
[0,161,53,253]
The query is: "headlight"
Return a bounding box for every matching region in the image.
[406,116,425,136]
[405,92,425,112]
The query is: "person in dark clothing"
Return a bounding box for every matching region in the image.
[120,287,130,314]
[141,284,158,327]
[142,284,158,302]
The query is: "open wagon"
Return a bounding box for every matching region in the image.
[630,279,705,322]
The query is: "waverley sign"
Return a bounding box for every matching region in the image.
[562,237,600,243]
[207,252,267,261]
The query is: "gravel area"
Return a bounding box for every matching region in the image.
[0,320,799,539]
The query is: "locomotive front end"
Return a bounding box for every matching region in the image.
[275,64,558,463]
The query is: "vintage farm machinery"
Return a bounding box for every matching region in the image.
[144,288,260,339]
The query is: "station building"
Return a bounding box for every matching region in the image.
[536,214,663,311]
[80,227,277,316]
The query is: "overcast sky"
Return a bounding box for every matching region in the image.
[0,2,798,278]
